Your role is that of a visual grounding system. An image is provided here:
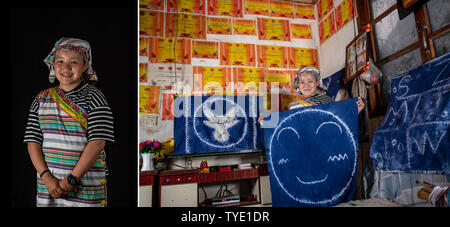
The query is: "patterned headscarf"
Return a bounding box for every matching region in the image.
[292,66,326,95]
[44,37,98,84]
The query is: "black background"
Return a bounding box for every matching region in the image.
[8,5,137,206]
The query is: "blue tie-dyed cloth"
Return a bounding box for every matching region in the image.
[370,53,450,175]
[174,95,264,155]
[263,98,359,207]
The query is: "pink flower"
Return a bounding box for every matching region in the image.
[153,141,162,149]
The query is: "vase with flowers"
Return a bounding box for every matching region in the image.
[139,140,163,171]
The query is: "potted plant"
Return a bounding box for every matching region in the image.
[139,140,162,171]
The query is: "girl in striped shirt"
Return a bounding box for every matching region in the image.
[258,67,365,125]
[24,38,114,207]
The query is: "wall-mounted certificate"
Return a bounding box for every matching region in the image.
[232,19,257,35]
[207,17,232,35]
[318,11,336,44]
[335,0,355,31]
[139,10,164,36]
[257,45,289,68]
[233,67,264,94]
[162,93,176,120]
[289,47,318,69]
[193,66,233,95]
[291,24,312,39]
[344,31,369,84]
[269,0,294,18]
[294,3,315,19]
[167,0,205,14]
[220,42,256,66]
[208,0,243,17]
[192,41,218,59]
[264,69,292,93]
[149,37,191,64]
[165,13,206,39]
[244,0,269,16]
[140,0,164,11]
[139,85,161,114]
[140,63,148,82]
[257,18,291,41]
[139,37,149,57]
[317,0,334,22]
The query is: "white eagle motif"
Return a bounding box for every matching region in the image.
[203,105,240,142]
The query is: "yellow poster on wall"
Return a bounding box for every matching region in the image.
[291,24,312,39]
[257,18,291,41]
[264,69,292,92]
[139,63,148,82]
[165,13,206,39]
[289,47,318,69]
[139,85,160,114]
[139,37,149,57]
[244,0,269,16]
[167,0,205,14]
[257,45,288,68]
[232,19,257,35]
[139,10,164,36]
[317,0,334,22]
[335,0,355,31]
[208,0,243,17]
[149,37,191,64]
[294,3,315,19]
[207,17,232,35]
[193,66,233,95]
[318,11,336,44]
[233,67,264,94]
[269,0,294,18]
[192,41,218,59]
[140,0,164,11]
[220,42,256,66]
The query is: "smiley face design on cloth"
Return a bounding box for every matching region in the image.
[264,98,359,206]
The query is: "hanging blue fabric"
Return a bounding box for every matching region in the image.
[263,98,359,206]
[370,52,450,175]
[174,95,264,155]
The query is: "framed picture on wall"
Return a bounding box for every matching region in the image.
[344,30,369,84]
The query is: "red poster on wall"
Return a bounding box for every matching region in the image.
[192,41,219,59]
[294,3,315,19]
[140,0,164,11]
[318,11,336,44]
[234,67,264,94]
[139,10,164,37]
[335,0,356,31]
[257,18,291,41]
[139,37,149,57]
[269,0,294,18]
[317,0,334,22]
[207,17,232,35]
[220,42,256,66]
[149,37,191,64]
[208,0,243,17]
[165,13,206,39]
[289,47,318,69]
[257,45,289,68]
[232,19,257,35]
[291,24,312,39]
[162,93,176,120]
[167,0,205,14]
[244,0,269,16]
[193,66,233,95]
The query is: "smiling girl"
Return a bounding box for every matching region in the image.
[24,38,114,207]
[259,67,365,124]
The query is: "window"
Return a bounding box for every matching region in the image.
[357,0,450,112]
